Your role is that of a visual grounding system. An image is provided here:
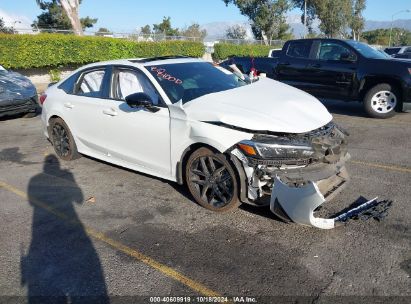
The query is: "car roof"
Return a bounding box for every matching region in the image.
[77,56,204,71]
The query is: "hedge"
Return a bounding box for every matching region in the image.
[0,34,205,69]
[213,43,279,60]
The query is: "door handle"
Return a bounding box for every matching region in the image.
[280,62,291,66]
[64,102,74,109]
[102,108,118,116]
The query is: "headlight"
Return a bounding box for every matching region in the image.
[238,138,315,160]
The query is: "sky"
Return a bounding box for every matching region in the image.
[1,0,411,32]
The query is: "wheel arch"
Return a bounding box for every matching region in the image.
[47,115,63,137]
[359,76,403,103]
[176,142,221,185]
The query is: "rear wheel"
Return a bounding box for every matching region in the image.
[49,118,80,161]
[364,84,399,118]
[185,147,240,212]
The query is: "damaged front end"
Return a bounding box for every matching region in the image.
[230,121,353,229]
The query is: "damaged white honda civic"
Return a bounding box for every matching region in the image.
[41,57,351,229]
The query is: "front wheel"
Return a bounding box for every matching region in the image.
[185,147,240,212]
[364,84,399,118]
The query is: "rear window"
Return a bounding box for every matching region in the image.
[286,40,312,59]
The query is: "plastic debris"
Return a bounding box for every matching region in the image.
[334,196,393,224]
[86,196,96,204]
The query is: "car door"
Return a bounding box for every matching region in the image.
[276,39,318,93]
[60,66,113,155]
[306,40,358,99]
[100,66,171,177]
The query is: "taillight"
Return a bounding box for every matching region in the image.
[39,94,47,105]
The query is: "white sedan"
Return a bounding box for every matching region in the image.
[41,56,351,229]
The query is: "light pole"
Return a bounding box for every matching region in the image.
[389,9,410,47]
[304,0,307,38]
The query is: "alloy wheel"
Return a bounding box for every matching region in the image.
[188,155,234,208]
[52,123,70,157]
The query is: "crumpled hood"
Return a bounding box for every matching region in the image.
[183,77,332,134]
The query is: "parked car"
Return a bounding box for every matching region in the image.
[0,65,38,118]
[41,56,354,229]
[220,39,411,118]
[393,53,411,60]
[384,46,411,59]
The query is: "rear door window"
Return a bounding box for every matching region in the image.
[76,69,106,98]
[286,40,312,59]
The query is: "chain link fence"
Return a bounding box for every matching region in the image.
[13,27,284,45]
[214,38,285,47]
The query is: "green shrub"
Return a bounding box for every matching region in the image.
[213,43,279,60]
[49,68,61,82]
[0,34,205,69]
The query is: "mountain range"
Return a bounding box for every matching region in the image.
[201,17,411,41]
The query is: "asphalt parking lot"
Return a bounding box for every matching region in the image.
[0,100,410,303]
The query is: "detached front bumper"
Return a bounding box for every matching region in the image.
[270,167,349,229]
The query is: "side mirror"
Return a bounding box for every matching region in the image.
[340,52,355,62]
[125,92,160,112]
[125,92,153,107]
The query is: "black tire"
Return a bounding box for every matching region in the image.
[363,83,399,118]
[49,117,81,161]
[185,147,240,212]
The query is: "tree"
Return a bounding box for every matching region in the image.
[292,0,352,38]
[140,25,151,35]
[0,18,14,34]
[226,24,248,39]
[95,27,112,36]
[152,17,179,36]
[277,21,294,40]
[34,0,97,35]
[350,0,366,40]
[363,28,411,46]
[316,0,352,38]
[223,0,291,44]
[180,23,207,41]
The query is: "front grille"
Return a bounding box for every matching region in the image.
[248,157,311,167]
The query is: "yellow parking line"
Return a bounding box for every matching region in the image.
[350,160,411,173]
[0,180,221,297]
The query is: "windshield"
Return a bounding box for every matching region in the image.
[146,62,246,104]
[346,40,389,59]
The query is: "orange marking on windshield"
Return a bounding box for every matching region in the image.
[151,66,183,85]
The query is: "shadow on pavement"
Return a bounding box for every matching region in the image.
[21,155,109,304]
